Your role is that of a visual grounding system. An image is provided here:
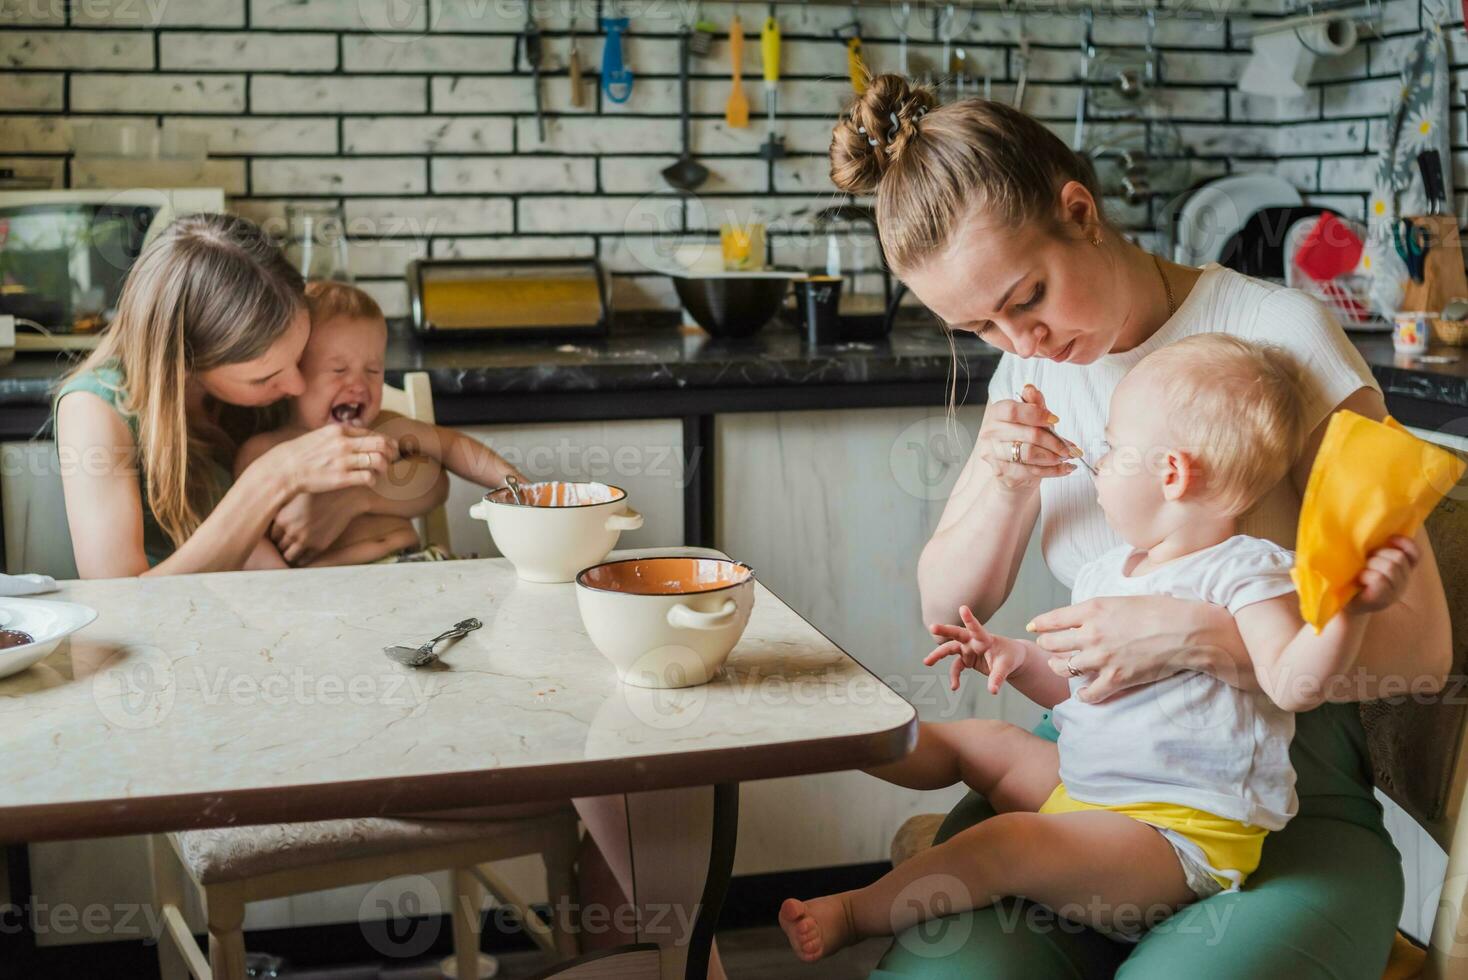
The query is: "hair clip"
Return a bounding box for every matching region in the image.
[857,125,879,147]
[887,111,901,142]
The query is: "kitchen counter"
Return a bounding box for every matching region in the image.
[0,316,988,425]
[1352,334,1468,429]
[4,320,1465,432]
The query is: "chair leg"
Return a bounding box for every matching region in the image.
[542,826,581,960]
[205,885,247,980]
[148,835,194,980]
[473,861,560,956]
[451,868,485,980]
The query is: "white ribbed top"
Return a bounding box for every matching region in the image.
[988,264,1378,588]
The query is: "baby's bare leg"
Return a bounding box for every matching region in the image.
[865,719,1060,813]
[781,809,1193,962]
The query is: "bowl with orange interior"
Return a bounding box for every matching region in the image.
[469,481,644,583]
[575,556,755,688]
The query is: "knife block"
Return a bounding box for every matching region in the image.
[1400,215,1468,314]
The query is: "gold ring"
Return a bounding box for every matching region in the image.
[1067,655,1083,677]
[1009,440,1023,464]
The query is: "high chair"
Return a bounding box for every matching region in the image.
[380,370,452,552]
[149,373,582,980]
[890,480,1468,980]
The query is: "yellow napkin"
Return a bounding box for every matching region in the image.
[1292,410,1465,632]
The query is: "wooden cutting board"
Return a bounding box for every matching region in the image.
[1400,214,1468,314]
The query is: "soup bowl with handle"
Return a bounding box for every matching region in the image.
[468,481,644,583]
[575,556,755,689]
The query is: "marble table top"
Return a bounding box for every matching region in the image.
[0,551,916,842]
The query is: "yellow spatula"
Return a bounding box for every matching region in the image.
[726,14,749,128]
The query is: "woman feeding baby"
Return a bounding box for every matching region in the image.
[812,73,1452,979]
[782,333,1421,957]
[235,281,522,568]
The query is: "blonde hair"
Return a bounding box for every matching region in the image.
[829,74,1109,275]
[305,279,384,325]
[60,213,304,549]
[1138,334,1309,516]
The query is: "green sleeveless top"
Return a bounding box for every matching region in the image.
[53,364,232,568]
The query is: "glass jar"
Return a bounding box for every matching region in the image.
[284,203,353,282]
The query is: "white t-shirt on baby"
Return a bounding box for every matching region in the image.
[1052,534,1299,829]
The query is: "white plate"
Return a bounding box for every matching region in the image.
[1174,174,1303,267]
[0,597,97,680]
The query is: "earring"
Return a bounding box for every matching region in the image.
[1091,234,1103,247]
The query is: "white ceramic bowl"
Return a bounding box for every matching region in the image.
[469,481,644,583]
[0,597,97,680]
[575,557,755,689]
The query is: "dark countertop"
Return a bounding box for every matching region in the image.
[3,320,1466,431]
[0,316,996,432]
[378,315,988,396]
[1354,334,1468,422]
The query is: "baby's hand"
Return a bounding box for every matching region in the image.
[925,605,1025,694]
[1349,535,1421,613]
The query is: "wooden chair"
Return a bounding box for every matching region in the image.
[891,484,1468,979]
[150,808,581,980]
[380,370,452,552]
[149,372,581,980]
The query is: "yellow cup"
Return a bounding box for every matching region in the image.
[720,222,766,271]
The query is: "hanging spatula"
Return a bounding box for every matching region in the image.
[726,14,750,128]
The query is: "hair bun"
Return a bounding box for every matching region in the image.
[829,74,938,195]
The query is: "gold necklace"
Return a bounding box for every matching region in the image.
[1152,252,1176,317]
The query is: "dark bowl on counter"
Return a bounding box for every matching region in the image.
[670,271,797,338]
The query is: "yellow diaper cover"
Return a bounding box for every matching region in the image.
[1039,783,1267,893]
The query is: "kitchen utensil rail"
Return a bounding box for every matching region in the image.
[667,0,1177,12]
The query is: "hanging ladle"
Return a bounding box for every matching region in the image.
[662,25,710,192]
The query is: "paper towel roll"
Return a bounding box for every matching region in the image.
[1238,17,1358,100]
[1297,17,1358,59]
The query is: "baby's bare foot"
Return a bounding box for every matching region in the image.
[778,895,856,963]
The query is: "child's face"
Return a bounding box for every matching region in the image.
[292,314,387,429]
[1093,364,1188,549]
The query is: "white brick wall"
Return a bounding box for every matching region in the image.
[0,0,1450,313]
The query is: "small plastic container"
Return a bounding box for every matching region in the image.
[1393,311,1433,355]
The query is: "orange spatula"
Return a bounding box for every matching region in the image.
[726,15,749,128]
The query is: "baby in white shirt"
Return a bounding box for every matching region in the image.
[781,332,1420,960]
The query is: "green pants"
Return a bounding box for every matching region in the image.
[873,706,1404,979]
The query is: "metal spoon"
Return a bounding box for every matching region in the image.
[1014,388,1097,477]
[504,474,524,505]
[383,618,483,667]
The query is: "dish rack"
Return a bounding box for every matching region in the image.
[1282,215,1386,331]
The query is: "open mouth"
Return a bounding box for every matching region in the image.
[330,402,364,425]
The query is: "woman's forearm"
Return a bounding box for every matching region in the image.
[919,480,1039,625]
[1179,602,1261,693]
[1335,530,1450,701]
[145,465,294,576]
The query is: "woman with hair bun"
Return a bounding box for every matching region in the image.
[817,75,1446,979]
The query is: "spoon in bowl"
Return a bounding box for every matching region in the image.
[383,618,483,667]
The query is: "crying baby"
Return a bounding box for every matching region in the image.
[234,280,521,569]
